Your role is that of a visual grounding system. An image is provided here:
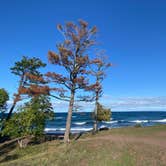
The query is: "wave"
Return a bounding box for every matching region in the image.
[99,125,107,128]
[71,127,93,131]
[56,117,63,119]
[72,116,77,118]
[44,128,58,132]
[102,120,118,124]
[74,122,86,125]
[44,127,93,132]
[151,119,166,123]
[129,120,148,123]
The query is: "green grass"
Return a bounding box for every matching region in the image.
[0,125,166,166]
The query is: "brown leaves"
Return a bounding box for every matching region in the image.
[66,22,75,28]
[76,56,89,67]
[64,40,71,46]
[29,85,50,95]
[48,51,60,64]
[90,26,97,34]
[79,19,88,28]
[85,82,101,92]
[57,24,63,31]
[48,20,102,102]
[74,76,87,84]
[59,47,72,56]
[90,55,112,75]
[91,58,103,66]
[106,63,112,68]
[71,34,79,43]
[18,85,50,96]
[78,28,87,38]
[45,72,69,84]
[25,73,46,84]
[49,87,66,93]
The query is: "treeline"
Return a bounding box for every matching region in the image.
[0,20,111,146]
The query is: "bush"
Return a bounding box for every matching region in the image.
[134,123,142,128]
[3,108,46,138]
[0,88,9,109]
[2,95,54,147]
[96,103,111,121]
[0,88,9,130]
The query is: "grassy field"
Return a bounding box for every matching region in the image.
[0,125,166,166]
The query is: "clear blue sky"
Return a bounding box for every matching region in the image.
[0,0,166,111]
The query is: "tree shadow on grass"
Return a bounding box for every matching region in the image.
[0,140,19,163]
[0,154,19,163]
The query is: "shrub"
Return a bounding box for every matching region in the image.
[2,95,54,147]
[0,88,9,129]
[96,103,111,121]
[134,123,142,128]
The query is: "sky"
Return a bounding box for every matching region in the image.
[0,0,166,111]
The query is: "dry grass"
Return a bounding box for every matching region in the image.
[0,125,166,166]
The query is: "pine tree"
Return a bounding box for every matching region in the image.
[7,56,47,121]
[90,53,112,132]
[46,20,97,143]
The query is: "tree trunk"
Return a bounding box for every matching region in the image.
[17,136,32,148]
[93,100,99,133]
[6,102,16,121]
[64,89,75,143]
[1,101,17,131]
[0,100,17,131]
[6,74,25,121]
[93,80,99,133]
[93,106,98,133]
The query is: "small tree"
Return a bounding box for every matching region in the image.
[96,103,111,122]
[0,88,9,110]
[46,20,97,143]
[2,94,53,148]
[0,88,9,130]
[7,56,47,121]
[90,53,111,132]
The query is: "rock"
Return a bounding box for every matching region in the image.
[99,127,109,131]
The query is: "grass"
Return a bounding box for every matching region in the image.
[0,125,166,166]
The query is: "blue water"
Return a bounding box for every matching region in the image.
[45,111,166,134]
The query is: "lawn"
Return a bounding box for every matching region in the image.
[0,125,166,166]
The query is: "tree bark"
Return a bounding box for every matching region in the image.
[6,102,16,121]
[64,89,75,143]
[6,74,25,121]
[93,96,99,133]
[93,108,97,132]
[93,79,99,133]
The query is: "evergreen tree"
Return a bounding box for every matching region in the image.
[90,53,111,132]
[46,20,97,143]
[7,56,48,121]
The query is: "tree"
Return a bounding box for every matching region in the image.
[96,102,111,122]
[2,94,53,148]
[46,20,97,143]
[0,88,9,110]
[0,88,9,129]
[7,56,47,121]
[90,53,111,132]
